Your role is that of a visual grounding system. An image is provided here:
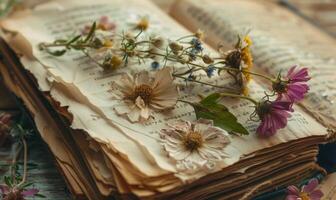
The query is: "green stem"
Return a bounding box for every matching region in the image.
[17,138,28,187]
[40,42,94,49]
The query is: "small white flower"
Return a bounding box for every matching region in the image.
[112,67,178,122]
[160,119,230,172]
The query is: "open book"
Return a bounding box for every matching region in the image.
[0,0,335,199]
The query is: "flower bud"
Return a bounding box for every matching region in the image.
[202,54,214,64]
[169,41,183,52]
[151,37,164,48]
[194,29,204,40]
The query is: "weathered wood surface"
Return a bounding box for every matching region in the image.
[0,134,71,200]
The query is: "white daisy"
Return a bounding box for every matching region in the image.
[112,67,178,122]
[160,119,231,172]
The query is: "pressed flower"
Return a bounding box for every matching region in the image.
[82,16,116,35]
[135,17,149,30]
[113,67,178,122]
[0,185,39,200]
[160,119,230,171]
[194,29,205,40]
[150,61,160,70]
[102,55,123,71]
[202,54,214,64]
[205,65,216,78]
[241,35,253,82]
[286,178,323,200]
[256,99,293,137]
[190,38,203,53]
[151,37,164,48]
[273,65,310,103]
[169,41,183,54]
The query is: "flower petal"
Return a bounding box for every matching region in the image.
[303,178,319,193]
[309,190,324,200]
[21,188,39,197]
[135,71,150,86]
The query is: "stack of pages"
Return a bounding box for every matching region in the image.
[0,0,335,199]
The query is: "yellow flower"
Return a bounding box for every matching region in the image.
[103,55,122,71]
[135,17,149,30]
[194,29,205,40]
[103,40,113,47]
[241,35,253,82]
[239,73,249,96]
[110,55,122,68]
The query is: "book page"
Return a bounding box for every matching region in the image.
[171,0,336,129]
[0,0,330,195]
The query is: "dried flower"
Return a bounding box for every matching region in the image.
[241,36,253,81]
[82,16,116,35]
[103,55,123,71]
[169,41,183,54]
[0,185,39,200]
[273,65,310,103]
[255,99,293,137]
[194,29,204,40]
[205,65,216,78]
[224,49,242,69]
[151,37,164,48]
[135,17,149,30]
[113,67,178,122]
[190,38,203,53]
[286,178,323,200]
[202,54,214,64]
[150,61,160,70]
[160,119,230,172]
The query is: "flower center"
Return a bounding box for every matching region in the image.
[182,131,203,151]
[256,101,272,119]
[272,79,288,93]
[225,50,242,69]
[299,192,310,200]
[127,84,153,105]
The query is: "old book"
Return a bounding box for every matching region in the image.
[0,0,334,199]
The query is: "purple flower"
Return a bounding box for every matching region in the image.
[273,65,310,103]
[256,99,293,137]
[0,185,39,200]
[286,178,323,200]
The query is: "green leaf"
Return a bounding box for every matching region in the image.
[191,93,249,135]
[19,182,34,189]
[67,35,81,46]
[35,194,46,198]
[84,22,96,43]
[4,176,12,187]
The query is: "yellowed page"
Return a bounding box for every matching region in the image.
[171,0,336,129]
[0,0,331,197]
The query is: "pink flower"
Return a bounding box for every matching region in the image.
[273,65,310,103]
[0,185,39,200]
[82,16,116,35]
[256,99,293,137]
[286,178,323,200]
